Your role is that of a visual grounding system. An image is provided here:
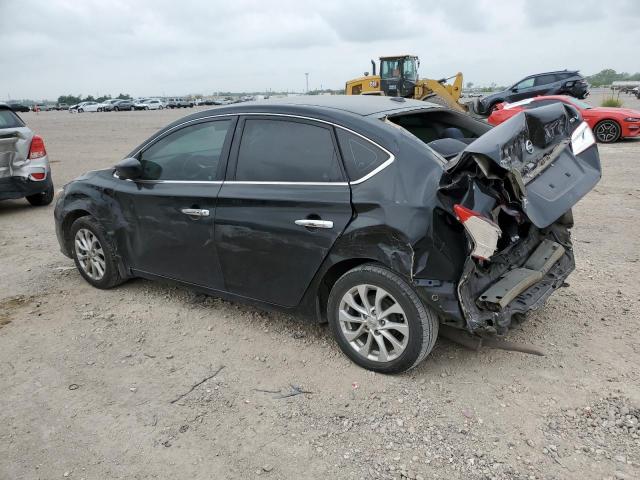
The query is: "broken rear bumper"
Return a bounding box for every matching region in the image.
[457,224,574,334]
[0,176,52,201]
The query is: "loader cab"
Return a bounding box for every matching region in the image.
[379,55,419,98]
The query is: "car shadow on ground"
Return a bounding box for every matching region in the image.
[0,199,37,214]
[101,276,495,373]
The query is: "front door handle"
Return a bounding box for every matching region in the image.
[295,219,333,229]
[181,208,210,217]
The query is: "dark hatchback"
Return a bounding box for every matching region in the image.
[54,96,601,373]
[477,70,589,115]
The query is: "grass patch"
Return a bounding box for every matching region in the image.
[601,97,623,107]
[601,90,623,107]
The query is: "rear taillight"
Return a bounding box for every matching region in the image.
[28,135,47,159]
[30,172,46,180]
[454,204,502,261]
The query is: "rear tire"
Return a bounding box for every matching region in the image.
[327,264,439,374]
[69,216,126,289]
[26,183,54,206]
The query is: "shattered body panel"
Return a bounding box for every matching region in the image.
[439,103,600,332]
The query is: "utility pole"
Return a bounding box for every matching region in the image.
[305,73,309,94]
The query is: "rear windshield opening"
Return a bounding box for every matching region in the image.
[386,110,491,160]
[0,108,25,129]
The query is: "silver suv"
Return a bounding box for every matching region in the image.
[0,103,54,205]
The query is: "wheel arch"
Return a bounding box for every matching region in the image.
[315,257,382,323]
[61,208,93,252]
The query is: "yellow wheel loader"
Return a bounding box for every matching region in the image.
[345,55,472,113]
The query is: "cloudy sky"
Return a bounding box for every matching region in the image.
[1,0,638,100]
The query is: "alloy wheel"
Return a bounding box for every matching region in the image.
[594,120,620,143]
[74,228,106,281]
[338,284,409,362]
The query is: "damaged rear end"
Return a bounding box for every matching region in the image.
[439,103,600,333]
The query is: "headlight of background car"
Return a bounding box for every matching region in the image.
[571,121,596,155]
[623,117,640,122]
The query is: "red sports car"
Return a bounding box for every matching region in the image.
[488,95,640,143]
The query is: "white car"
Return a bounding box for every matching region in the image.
[97,99,122,112]
[73,102,100,113]
[133,98,165,111]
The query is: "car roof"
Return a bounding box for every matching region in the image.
[198,95,439,118]
[131,96,445,160]
[532,70,580,76]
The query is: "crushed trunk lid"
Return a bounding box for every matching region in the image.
[446,103,601,228]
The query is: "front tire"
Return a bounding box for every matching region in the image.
[70,216,125,289]
[26,183,54,206]
[78,108,84,113]
[327,264,439,374]
[594,120,621,143]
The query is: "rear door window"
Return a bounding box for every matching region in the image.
[0,108,25,128]
[235,118,344,182]
[335,129,389,181]
[534,74,557,86]
[139,120,232,181]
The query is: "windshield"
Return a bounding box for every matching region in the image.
[403,57,418,81]
[566,97,592,109]
[380,59,401,79]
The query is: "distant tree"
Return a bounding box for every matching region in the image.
[116,93,131,99]
[57,94,81,105]
[84,95,95,102]
[587,69,640,87]
[466,82,474,89]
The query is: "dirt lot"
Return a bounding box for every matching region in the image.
[1,97,639,480]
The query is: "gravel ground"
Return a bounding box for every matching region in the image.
[1,98,639,479]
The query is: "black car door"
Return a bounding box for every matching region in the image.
[533,74,558,96]
[509,77,536,101]
[214,115,353,307]
[115,117,236,288]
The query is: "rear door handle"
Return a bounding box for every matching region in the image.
[181,208,210,217]
[295,219,333,229]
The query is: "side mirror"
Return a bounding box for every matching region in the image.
[115,157,143,180]
[511,87,518,92]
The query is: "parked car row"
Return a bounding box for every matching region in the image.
[6,96,260,113]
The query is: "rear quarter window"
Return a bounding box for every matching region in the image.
[335,129,389,181]
[534,74,557,86]
[0,108,25,128]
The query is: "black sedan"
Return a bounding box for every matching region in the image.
[8,103,30,113]
[54,96,601,373]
